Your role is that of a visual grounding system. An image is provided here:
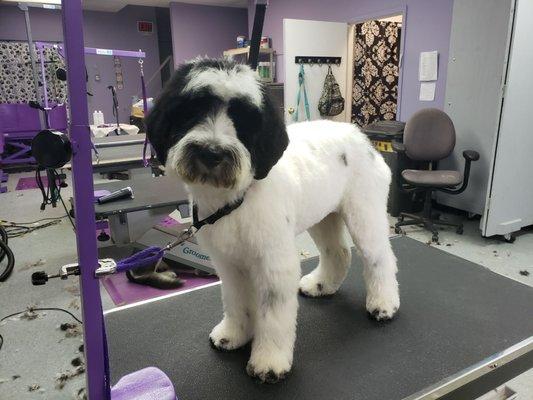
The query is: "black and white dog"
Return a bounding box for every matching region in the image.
[147,58,399,383]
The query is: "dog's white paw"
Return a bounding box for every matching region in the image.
[246,349,292,383]
[299,271,339,297]
[209,318,250,351]
[366,285,400,321]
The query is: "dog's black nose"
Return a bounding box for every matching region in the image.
[197,147,225,168]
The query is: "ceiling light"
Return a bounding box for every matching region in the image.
[2,0,61,7]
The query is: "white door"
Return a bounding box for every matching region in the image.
[283,19,348,124]
[482,0,533,237]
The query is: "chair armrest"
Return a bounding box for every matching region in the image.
[392,141,405,153]
[439,149,479,195]
[463,150,480,162]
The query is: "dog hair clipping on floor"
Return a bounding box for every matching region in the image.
[19,306,40,321]
[60,322,77,331]
[71,357,83,367]
[75,387,87,400]
[55,366,85,389]
[519,270,530,276]
[28,384,40,392]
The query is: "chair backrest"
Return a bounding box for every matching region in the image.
[403,108,455,161]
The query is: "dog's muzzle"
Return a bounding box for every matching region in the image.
[178,142,241,188]
[193,144,231,168]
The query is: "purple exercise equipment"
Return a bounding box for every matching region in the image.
[0,103,67,166]
[0,132,6,193]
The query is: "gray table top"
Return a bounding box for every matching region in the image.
[106,236,533,400]
[93,176,188,218]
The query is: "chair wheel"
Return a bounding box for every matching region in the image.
[97,230,110,242]
[456,226,464,235]
[432,233,439,243]
[504,233,516,243]
[394,226,403,234]
[398,215,404,222]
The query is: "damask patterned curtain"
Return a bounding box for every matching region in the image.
[351,21,401,127]
[0,41,68,104]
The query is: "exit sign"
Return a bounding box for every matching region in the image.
[137,21,153,34]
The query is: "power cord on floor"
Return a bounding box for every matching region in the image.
[2,216,68,225]
[0,225,15,282]
[1,219,63,239]
[36,168,61,210]
[35,169,75,231]
[59,193,76,231]
[0,307,82,352]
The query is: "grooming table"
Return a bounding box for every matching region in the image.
[64,134,147,174]
[93,175,217,274]
[93,176,188,244]
[136,227,216,275]
[105,236,533,400]
[90,123,140,138]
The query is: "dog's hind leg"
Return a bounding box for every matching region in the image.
[209,258,255,351]
[299,212,351,297]
[341,178,400,321]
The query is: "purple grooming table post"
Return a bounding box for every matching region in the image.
[62,1,108,398]
[61,2,175,399]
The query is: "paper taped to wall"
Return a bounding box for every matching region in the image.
[419,51,438,81]
[419,82,436,101]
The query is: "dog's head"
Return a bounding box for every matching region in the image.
[146,58,288,192]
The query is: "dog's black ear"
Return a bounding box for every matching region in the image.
[228,92,288,180]
[145,99,171,165]
[146,63,226,166]
[145,63,194,165]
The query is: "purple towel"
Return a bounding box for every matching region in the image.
[111,367,176,400]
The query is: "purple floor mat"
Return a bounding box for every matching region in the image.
[101,268,219,306]
[16,176,45,190]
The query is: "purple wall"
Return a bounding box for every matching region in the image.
[0,5,162,123]
[248,0,454,120]
[170,2,248,66]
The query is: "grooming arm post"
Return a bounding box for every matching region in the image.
[20,4,45,129]
[61,1,110,399]
[248,0,268,71]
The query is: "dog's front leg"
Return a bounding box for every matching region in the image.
[210,261,254,351]
[246,244,300,383]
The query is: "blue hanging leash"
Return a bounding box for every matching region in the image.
[294,64,310,122]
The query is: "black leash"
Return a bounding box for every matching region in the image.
[161,196,245,253]
[192,197,244,230]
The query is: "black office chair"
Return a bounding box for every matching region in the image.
[393,108,479,242]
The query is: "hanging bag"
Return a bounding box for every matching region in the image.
[318,65,345,117]
[294,64,310,122]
